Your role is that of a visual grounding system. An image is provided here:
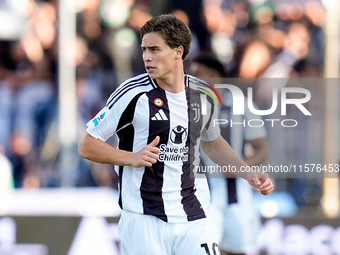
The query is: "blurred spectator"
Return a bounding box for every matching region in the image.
[0,46,14,155]
[0,0,113,188]
[202,0,324,79]
[167,0,211,50]
[37,33,118,188]
[11,54,55,189]
[0,152,14,192]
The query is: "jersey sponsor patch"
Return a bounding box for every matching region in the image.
[92,111,106,127]
[159,144,189,162]
[170,125,187,144]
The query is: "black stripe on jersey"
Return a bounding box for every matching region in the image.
[118,166,124,208]
[227,178,238,204]
[225,128,245,204]
[184,74,189,87]
[220,105,231,144]
[220,105,238,204]
[205,95,215,131]
[116,92,145,209]
[140,88,169,222]
[181,87,206,221]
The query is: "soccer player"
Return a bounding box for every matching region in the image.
[189,53,269,255]
[78,14,274,255]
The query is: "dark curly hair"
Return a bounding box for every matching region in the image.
[140,14,192,60]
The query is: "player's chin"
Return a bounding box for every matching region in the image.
[147,71,159,79]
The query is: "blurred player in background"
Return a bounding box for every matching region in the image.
[189,52,269,255]
[79,14,273,255]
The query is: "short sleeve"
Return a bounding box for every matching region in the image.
[200,98,220,142]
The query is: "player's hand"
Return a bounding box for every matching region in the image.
[247,172,274,195]
[131,136,160,167]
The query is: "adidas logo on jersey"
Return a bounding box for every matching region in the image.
[151,109,168,121]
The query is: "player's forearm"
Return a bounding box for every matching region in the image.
[244,149,267,167]
[244,138,269,167]
[78,133,133,166]
[201,135,249,179]
[201,136,274,193]
[243,147,268,167]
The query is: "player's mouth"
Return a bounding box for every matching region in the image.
[146,66,155,73]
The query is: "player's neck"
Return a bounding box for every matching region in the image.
[156,66,185,93]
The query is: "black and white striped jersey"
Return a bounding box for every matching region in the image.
[206,91,267,208]
[86,73,220,223]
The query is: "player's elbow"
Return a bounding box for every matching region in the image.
[201,136,220,156]
[78,140,90,160]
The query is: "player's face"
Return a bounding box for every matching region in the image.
[141,32,179,80]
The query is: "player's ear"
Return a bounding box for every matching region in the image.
[175,46,184,59]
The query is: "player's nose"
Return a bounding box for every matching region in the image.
[143,51,151,62]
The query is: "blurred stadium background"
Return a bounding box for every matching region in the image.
[0,0,339,254]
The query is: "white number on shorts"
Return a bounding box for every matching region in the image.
[200,243,220,255]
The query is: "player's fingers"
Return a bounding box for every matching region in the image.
[260,184,273,192]
[144,147,160,158]
[259,178,273,189]
[260,186,274,195]
[147,153,159,163]
[140,154,158,167]
[248,178,261,187]
[259,182,274,195]
[141,159,153,167]
[260,190,270,195]
[149,146,160,155]
[142,150,159,164]
[149,136,160,147]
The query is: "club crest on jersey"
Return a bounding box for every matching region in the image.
[170,125,188,144]
[191,103,200,123]
[154,98,163,107]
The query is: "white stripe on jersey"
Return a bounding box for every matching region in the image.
[162,90,189,221]
[121,93,150,214]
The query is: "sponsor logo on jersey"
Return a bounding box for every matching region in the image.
[157,125,189,162]
[92,112,106,127]
[151,109,168,121]
[170,125,187,144]
[159,144,189,162]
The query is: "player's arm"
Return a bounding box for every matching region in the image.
[244,137,269,167]
[201,135,274,195]
[78,133,160,167]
